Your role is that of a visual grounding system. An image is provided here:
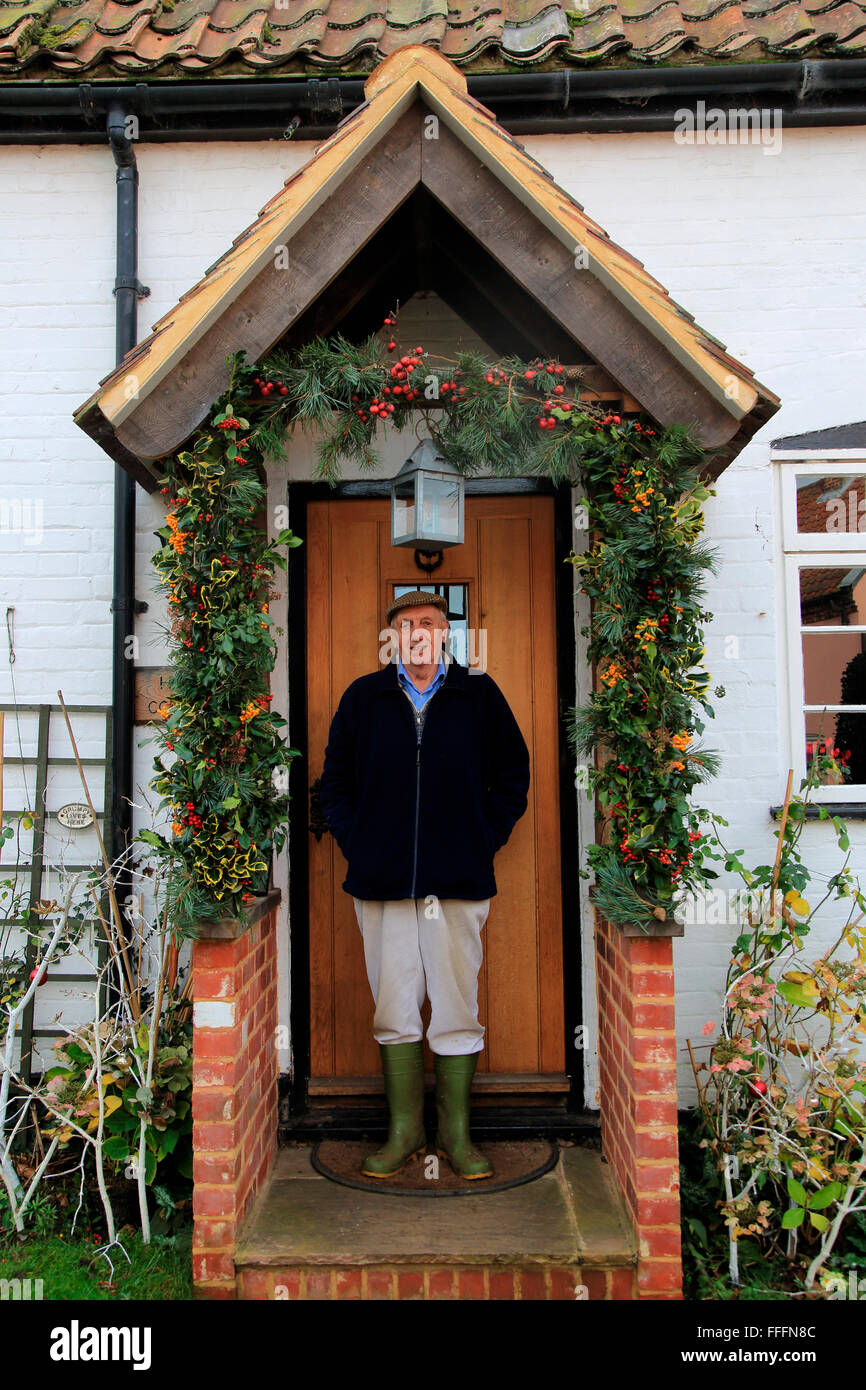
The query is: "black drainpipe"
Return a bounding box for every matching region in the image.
[106,103,150,897]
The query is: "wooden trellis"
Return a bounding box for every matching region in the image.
[0,702,112,1083]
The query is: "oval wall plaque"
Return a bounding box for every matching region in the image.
[56,803,95,829]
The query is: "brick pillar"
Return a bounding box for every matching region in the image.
[191,891,280,1299]
[594,910,682,1299]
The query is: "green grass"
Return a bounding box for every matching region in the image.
[0,1226,193,1300]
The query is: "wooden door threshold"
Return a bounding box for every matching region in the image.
[308,1072,571,1097]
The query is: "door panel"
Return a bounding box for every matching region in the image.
[306,495,566,1093]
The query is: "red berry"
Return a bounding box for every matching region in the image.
[553,384,564,395]
[387,341,396,351]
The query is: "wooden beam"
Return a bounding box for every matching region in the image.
[113,109,424,463]
[421,124,742,449]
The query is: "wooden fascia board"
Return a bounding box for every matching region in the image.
[416,70,758,425]
[78,403,163,493]
[422,126,743,449]
[109,111,424,463]
[96,75,421,433]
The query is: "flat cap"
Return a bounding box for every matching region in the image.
[385,590,448,626]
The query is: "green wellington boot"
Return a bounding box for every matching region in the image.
[434,1053,493,1181]
[361,1041,427,1177]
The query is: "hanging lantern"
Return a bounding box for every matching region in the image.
[390,439,464,548]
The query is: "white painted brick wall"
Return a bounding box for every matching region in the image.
[1,128,864,1105]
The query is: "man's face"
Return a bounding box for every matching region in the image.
[394,605,449,666]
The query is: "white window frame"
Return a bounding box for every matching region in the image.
[775,451,866,804]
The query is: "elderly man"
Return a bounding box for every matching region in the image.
[318,590,530,1181]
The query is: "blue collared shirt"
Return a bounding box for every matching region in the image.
[397,653,447,711]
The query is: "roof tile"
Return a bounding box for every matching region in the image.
[3,0,864,76]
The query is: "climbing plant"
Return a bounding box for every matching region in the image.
[143,309,722,933]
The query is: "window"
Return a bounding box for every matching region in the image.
[778,455,866,802]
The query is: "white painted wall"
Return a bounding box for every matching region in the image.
[1,126,864,1102]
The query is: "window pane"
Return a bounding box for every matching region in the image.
[392,582,469,662]
[802,633,866,708]
[796,475,866,535]
[805,716,866,786]
[799,566,866,625]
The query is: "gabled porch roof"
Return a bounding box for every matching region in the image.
[74,44,780,492]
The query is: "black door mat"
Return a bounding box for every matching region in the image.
[311,1139,557,1196]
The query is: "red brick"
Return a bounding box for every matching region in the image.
[457,1269,485,1300]
[305,1270,333,1300]
[366,1270,393,1300]
[638,1260,683,1293]
[642,1227,682,1259]
[193,1120,239,1151]
[632,969,674,997]
[193,1151,241,1184]
[192,1089,235,1123]
[194,1283,236,1301]
[193,1059,240,1088]
[550,1268,583,1300]
[518,1269,547,1300]
[193,968,237,1000]
[193,1186,239,1218]
[632,1065,677,1094]
[272,1270,301,1300]
[239,1268,272,1300]
[635,1163,679,1195]
[192,1251,235,1283]
[333,1269,363,1300]
[609,1267,636,1300]
[634,1129,679,1161]
[195,1219,234,1249]
[488,1271,515,1300]
[634,1097,678,1126]
[193,939,247,969]
[195,1026,242,1059]
[582,1270,607,1301]
[635,1195,681,1226]
[428,1269,455,1300]
[633,1034,677,1065]
[625,938,673,969]
[396,1271,424,1301]
[633,1002,676,1029]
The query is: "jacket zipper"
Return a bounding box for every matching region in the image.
[410,702,422,898]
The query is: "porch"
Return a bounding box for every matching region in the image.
[190,892,683,1300]
[233,1141,636,1301]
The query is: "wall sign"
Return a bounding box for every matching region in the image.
[56,803,94,829]
[135,667,173,724]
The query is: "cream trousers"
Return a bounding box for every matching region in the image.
[351,896,490,1055]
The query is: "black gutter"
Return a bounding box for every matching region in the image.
[0,59,865,141]
[106,102,149,904]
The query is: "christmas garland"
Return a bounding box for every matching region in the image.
[143,308,722,933]
[140,419,302,935]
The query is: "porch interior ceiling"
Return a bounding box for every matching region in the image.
[72,46,780,491]
[275,187,585,365]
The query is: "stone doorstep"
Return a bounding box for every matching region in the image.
[234,1143,637,1276]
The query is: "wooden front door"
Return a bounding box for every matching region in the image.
[306,493,567,1098]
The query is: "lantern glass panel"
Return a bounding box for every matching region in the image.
[419,473,461,542]
[392,478,416,543]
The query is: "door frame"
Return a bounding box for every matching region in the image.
[282,477,596,1139]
